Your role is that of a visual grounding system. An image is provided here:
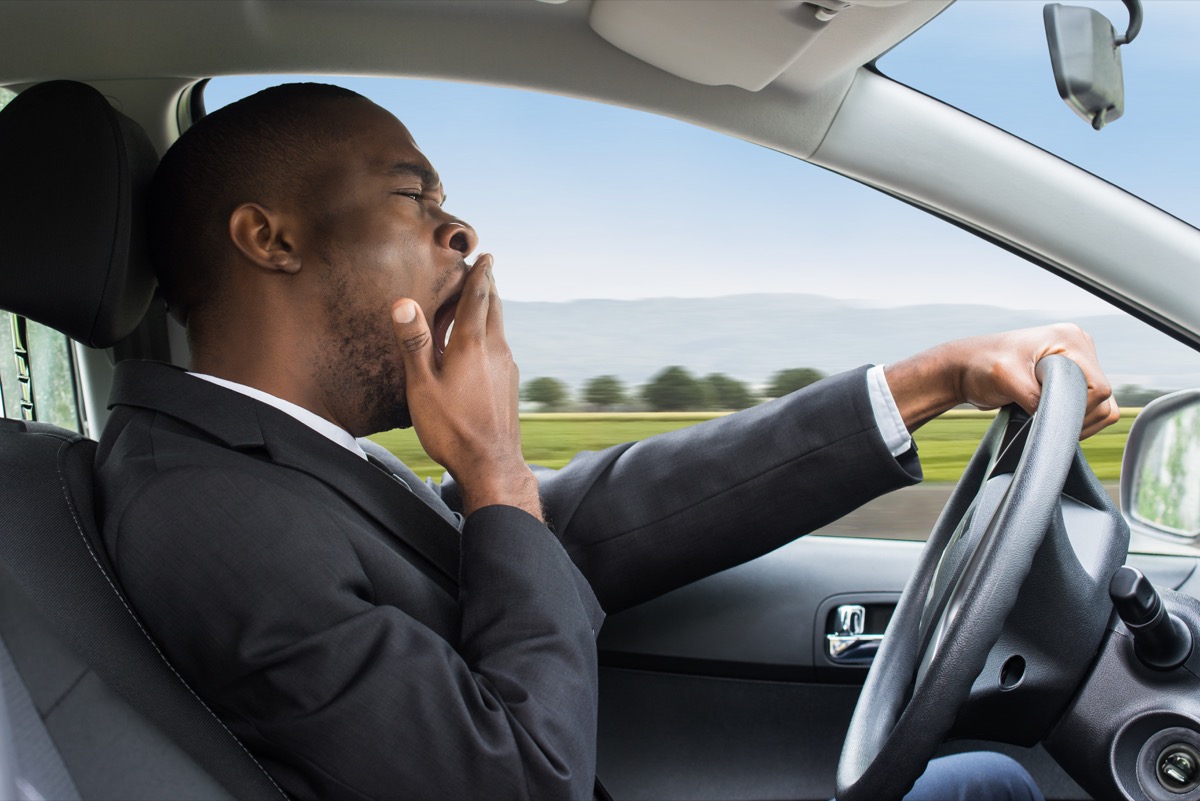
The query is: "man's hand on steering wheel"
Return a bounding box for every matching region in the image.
[883,323,1120,439]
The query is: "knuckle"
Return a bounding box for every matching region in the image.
[400,332,431,353]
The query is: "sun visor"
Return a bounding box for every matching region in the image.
[589,0,911,92]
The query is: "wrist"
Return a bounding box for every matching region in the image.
[883,342,966,433]
[458,463,542,520]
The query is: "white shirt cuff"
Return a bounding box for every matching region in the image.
[867,364,912,457]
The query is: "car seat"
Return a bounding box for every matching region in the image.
[0,80,286,800]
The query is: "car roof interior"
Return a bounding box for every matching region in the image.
[3,1,950,155]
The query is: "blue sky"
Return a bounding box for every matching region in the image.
[206,0,1196,314]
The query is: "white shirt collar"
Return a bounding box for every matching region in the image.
[190,373,368,460]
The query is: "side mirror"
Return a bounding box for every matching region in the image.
[1043,1,1142,130]
[1120,390,1200,545]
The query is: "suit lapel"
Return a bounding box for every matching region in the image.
[359,442,464,532]
[109,361,462,592]
[259,412,461,590]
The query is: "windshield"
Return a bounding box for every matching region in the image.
[879,0,1199,228]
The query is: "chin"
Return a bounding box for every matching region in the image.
[354,394,411,437]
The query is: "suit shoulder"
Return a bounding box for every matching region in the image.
[104,460,366,593]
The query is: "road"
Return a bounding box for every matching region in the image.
[813,482,1122,541]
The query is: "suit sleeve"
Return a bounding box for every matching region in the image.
[529,367,920,611]
[107,467,603,801]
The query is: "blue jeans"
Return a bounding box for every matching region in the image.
[904,752,1044,801]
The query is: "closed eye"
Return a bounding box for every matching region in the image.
[393,190,445,207]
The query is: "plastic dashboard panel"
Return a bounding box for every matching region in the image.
[596,535,1199,677]
[597,535,919,680]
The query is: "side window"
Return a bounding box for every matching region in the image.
[205,76,1200,558]
[0,311,84,433]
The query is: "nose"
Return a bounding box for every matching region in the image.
[435,219,477,257]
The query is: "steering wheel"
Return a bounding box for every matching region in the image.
[835,354,1091,801]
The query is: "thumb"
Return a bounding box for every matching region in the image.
[391,299,435,382]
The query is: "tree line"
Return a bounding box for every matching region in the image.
[521,367,826,412]
[522,370,1174,413]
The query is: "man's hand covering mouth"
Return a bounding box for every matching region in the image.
[388,253,541,516]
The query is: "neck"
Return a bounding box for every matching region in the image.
[189,328,346,432]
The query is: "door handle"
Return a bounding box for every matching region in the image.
[827,632,884,662]
[826,604,884,664]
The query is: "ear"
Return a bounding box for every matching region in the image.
[228,203,302,275]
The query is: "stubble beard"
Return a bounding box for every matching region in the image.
[316,267,412,436]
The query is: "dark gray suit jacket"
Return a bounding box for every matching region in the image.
[95,360,920,800]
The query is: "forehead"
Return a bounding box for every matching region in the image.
[344,100,441,186]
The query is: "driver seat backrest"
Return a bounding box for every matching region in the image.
[0,80,286,800]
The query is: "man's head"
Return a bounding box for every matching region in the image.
[150,82,477,434]
[151,83,362,326]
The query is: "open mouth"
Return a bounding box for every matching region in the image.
[431,292,460,364]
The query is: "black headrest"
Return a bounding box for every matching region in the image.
[0,80,158,348]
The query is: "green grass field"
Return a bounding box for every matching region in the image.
[369,408,1136,484]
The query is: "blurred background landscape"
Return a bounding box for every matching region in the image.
[498,294,1200,396]
[372,293,1175,509]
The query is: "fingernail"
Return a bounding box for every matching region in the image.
[392,302,416,324]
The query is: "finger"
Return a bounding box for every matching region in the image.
[1075,352,1116,439]
[391,299,436,383]
[1004,358,1041,416]
[485,259,506,340]
[1020,371,1041,416]
[1084,371,1114,411]
[1079,395,1121,440]
[452,255,493,343]
[1080,395,1119,440]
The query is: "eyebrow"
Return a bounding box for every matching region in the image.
[387,161,438,189]
[385,161,446,204]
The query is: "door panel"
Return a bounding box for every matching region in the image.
[596,534,1197,799]
[596,537,917,681]
[598,669,859,800]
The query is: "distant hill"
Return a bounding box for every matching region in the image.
[501,294,1200,393]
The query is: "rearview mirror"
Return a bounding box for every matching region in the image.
[1043,1,1142,130]
[1121,390,1200,543]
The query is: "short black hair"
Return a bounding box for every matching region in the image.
[149,82,366,325]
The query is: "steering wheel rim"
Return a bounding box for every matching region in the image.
[835,354,1090,801]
